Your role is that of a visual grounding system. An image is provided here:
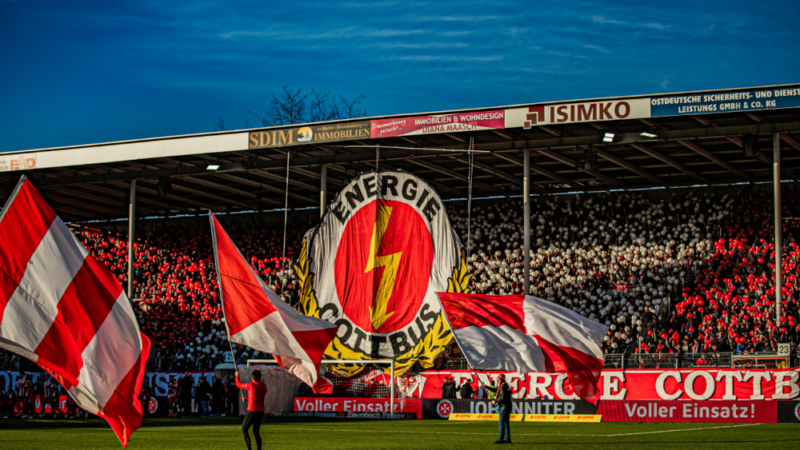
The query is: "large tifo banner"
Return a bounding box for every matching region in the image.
[294,171,470,376]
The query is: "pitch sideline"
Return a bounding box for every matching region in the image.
[129,422,762,438]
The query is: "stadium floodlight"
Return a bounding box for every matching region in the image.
[206,164,220,171]
[640,131,658,138]
[603,132,615,143]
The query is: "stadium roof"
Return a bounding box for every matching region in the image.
[2,83,800,221]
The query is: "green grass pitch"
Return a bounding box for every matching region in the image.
[0,417,796,449]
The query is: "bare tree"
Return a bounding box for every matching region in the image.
[215,117,227,131]
[308,88,341,122]
[235,86,366,129]
[339,93,367,119]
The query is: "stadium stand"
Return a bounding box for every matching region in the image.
[1,187,797,372]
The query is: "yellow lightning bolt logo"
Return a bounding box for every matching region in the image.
[364,205,402,330]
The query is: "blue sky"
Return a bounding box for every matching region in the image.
[1,0,798,152]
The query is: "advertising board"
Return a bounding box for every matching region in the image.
[397,369,800,401]
[598,400,776,423]
[293,397,422,418]
[650,87,800,117]
[248,121,370,149]
[370,110,506,139]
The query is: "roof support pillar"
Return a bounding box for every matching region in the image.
[127,179,136,300]
[523,148,531,295]
[774,133,782,324]
[320,164,327,219]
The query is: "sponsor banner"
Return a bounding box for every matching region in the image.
[396,369,800,401]
[599,400,776,423]
[650,87,800,117]
[777,401,800,423]
[421,399,597,419]
[283,411,416,419]
[0,154,36,171]
[505,98,651,129]
[296,171,468,375]
[370,110,505,139]
[449,413,524,421]
[248,121,370,149]
[524,414,602,423]
[141,371,214,398]
[293,397,422,419]
[408,370,583,400]
[598,369,800,401]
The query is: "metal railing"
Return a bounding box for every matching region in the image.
[601,351,794,369]
[680,352,733,368]
[732,354,791,369]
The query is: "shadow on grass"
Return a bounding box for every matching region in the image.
[0,415,418,431]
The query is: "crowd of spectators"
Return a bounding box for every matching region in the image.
[2,187,799,374]
[448,189,800,359]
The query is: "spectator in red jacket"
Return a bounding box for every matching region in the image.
[236,369,267,450]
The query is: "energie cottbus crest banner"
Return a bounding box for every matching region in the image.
[294,171,470,376]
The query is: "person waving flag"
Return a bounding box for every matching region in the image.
[0,176,150,447]
[209,213,337,392]
[438,293,607,403]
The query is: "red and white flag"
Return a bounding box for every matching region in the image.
[0,177,150,447]
[438,293,608,402]
[210,213,337,391]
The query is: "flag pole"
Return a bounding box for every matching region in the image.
[435,295,488,397]
[280,152,290,297]
[207,211,243,381]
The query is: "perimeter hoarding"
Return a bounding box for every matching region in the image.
[598,400,775,423]
[293,397,422,418]
[422,398,597,419]
[423,398,793,423]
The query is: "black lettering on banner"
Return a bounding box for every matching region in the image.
[332,201,349,225]
[336,318,353,344]
[363,176,378,198]
[420,303,439,324]
[423,198,441,222]
[381,175,399,197]
[408,319,422,345]
[345,184,365,209]
[353,328,368,353]
[381,175,398,197]
[402,179,418,201]
[320,303,340,321]
[416,189,430,208]
[388,331,412,355]
[369,335,387,358]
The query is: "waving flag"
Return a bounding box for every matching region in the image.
[438,293,608,403]
[0,177,150,447]
[210,213,337,391]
